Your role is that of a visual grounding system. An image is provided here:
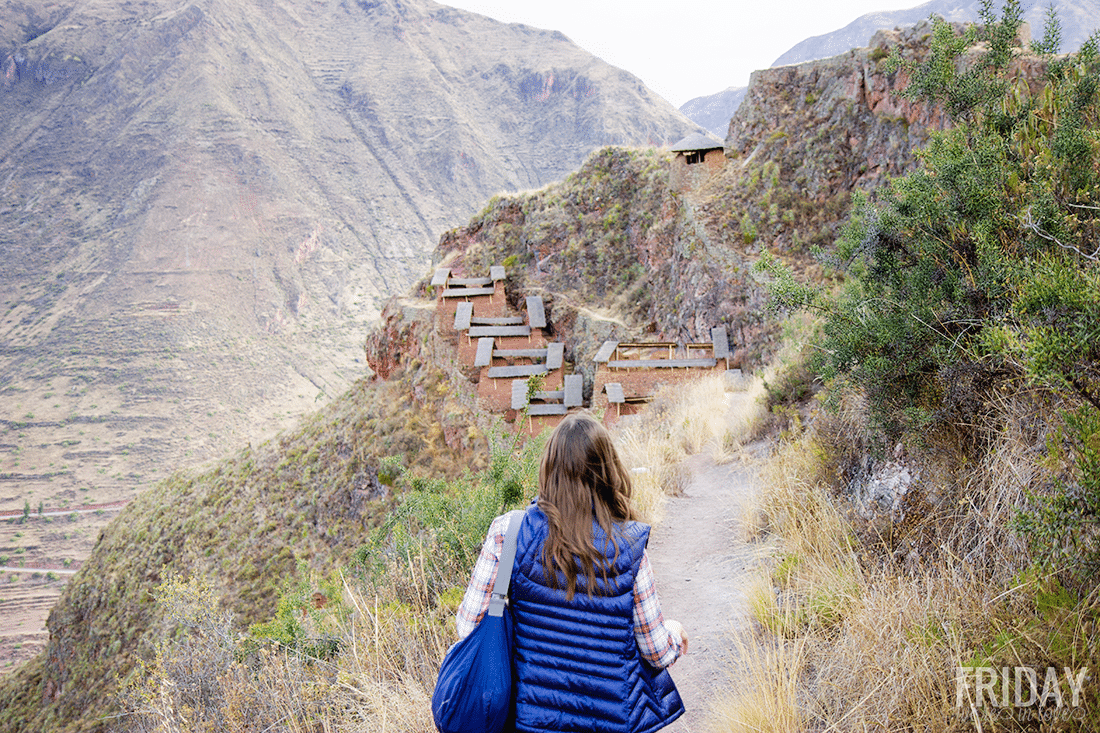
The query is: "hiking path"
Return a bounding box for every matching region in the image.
[647,419,769,731]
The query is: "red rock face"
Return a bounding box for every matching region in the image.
[363,300,429,381]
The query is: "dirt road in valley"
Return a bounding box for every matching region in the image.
[647,449,767,732]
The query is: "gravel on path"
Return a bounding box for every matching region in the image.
[648,450,768,732]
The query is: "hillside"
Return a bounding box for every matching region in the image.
[0,19,971,727]
[0,0,704,663]
[771,0,1100,67]
[1,146,709,733]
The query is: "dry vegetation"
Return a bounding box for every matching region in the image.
[109,371,759,733]
[614,370,770,516]
[710,368,1100,733]
[38,325,1097,733]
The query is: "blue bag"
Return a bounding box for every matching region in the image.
[432,510,524,733]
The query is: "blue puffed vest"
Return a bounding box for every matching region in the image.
[508,506,685,733]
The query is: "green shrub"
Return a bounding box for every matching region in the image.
[740,212,758,244]
[1013,406,1100,589]
[352,423,544,599]
[378,454,405,486]
[755,2,1100,593]
[758,2,1100,428]
[248,562,346,660]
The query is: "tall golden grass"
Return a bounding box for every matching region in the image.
[711,617,807,733]
[612,372,766,524]
[714,390,1100,732]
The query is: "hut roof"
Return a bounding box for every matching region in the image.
[669,133,724,153]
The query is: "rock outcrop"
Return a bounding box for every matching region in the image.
[771,0,1100,68]
[691,20,956,271]
[410,146,774,378]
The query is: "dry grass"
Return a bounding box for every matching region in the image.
[717,393,1100,732]
[614,424,687,524]
[719,375,769,455]
[711,620,807,733]
[949,392,1056,571]
[718,436,959,730]
[120,551,461,733]
[613,372,766,523]
[327,568,456,733]
[117,575,339,733]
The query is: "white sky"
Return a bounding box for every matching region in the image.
[442,0,921,107]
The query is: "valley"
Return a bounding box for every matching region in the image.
[0,0,702,671]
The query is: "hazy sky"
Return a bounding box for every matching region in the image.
[443,0,920,107]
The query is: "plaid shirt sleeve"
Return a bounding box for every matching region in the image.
[633,549,684,669]
[456,514,510,639]
[456,519,684,669]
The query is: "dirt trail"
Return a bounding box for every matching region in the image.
[647,448,767,732]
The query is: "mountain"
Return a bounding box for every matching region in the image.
[2,12,1050,728]
[771,0,1100,68]
[0,0,704,666]
[678,85,747,138]
[681,0,1100,169]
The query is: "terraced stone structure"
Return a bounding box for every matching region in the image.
[594,327,732,422]
[438,267,583,433]
[436,267,736,431]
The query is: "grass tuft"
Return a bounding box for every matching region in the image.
[722,387,1100,731]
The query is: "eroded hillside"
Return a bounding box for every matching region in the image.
[0,0,704,663]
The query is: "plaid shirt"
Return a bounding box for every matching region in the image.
[456,513,684,669]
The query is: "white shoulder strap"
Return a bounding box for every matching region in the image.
[487,509,524,618]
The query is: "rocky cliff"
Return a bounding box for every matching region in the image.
[0,0,704,667]
[679,20,959,283]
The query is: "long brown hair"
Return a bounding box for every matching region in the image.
[537,412,637,600]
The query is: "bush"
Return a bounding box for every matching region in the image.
[1013,405,1100,589]
[760,2,1099,427]
[118,574,330,733]
[754,2,1100,594]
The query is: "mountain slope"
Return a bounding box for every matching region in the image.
[772,0,1100,67]
[679,85,747,138]
[0,0,703,663]
[0,17,988,730]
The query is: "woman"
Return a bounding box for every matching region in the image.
[457,412,687,733]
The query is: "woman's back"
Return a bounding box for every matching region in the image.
[455,412,686,733]
[509,506,682,733]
